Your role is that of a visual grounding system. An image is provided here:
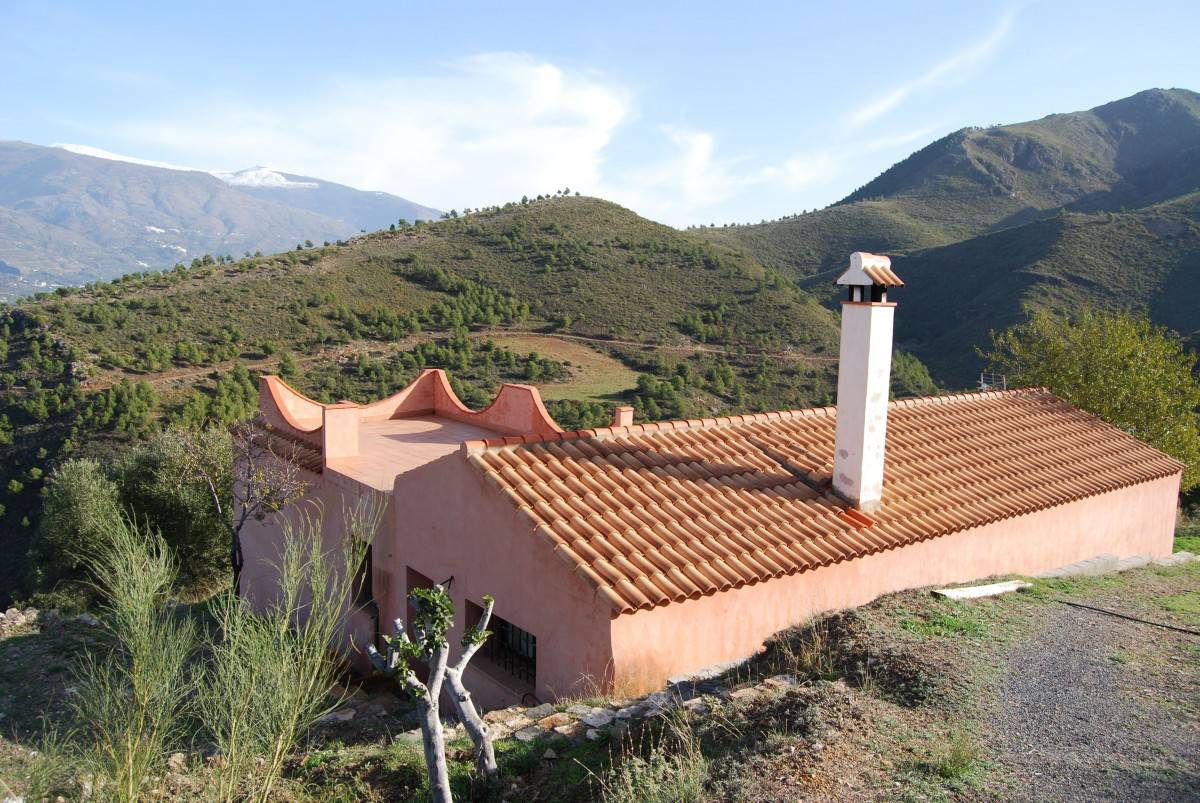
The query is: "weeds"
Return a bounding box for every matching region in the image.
[592,713,709,803]
[196,495,382,803]
[901,603,987,639]
[70,513,196,803]
[931,731,980,780]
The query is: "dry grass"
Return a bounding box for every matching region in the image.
[476,334,639,402]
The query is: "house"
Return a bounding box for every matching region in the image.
[240,252,1183,709]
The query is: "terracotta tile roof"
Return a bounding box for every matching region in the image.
[862,264,905,287]
[464,389,1183,615]
[250,419,324,474]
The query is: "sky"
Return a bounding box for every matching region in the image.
[2,1,1198,227]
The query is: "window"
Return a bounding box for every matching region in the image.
[468,600,536,688]
[354,545,373,606]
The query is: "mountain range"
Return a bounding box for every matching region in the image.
[0,142,440,299]
[701,87,1200,384]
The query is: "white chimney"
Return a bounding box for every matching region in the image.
[832,252,904,511]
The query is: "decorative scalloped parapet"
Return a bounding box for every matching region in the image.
[257,369,564,463]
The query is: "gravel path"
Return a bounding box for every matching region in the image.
[991,602,1200,802]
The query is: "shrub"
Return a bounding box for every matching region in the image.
[27,458,121,592]
[70,514,197,803]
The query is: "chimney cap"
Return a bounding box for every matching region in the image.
[836,252,905,288]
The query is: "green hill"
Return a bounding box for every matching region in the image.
[701,88,1200,387]
[704,88,1200,279]
[0,195,867,603]
[894,192,1200,386]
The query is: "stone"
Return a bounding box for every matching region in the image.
[553,722,586,739]
[542,748,558,761]
[610,720,630,741]
[320,707,356,723]
[525,703,555,719]
[762,674,799,688]
[681,698,710,715]
[565,703,593,716]
[167,752,187,773]
[537,713,572,729]
[729,687,759,701]
[394,729,423,744]
[514,725,545,742]
[581,708,614,728]
[482,709,513,724]
[614,704,645,720]
[76,613,100,627]
[503,715,533,731]
[585,728,606,741]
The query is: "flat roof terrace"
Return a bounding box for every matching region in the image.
[324,415,502,492]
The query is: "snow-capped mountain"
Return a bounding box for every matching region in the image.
[0,142,441,297]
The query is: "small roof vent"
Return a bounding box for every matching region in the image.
[836,252,904,288]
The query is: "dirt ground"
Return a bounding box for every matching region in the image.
[1,560,1196,801]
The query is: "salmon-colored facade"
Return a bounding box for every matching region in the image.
[240,368,1182,710]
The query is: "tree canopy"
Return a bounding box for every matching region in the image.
[984,307,1200,490]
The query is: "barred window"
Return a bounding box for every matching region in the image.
[468,601,536,688]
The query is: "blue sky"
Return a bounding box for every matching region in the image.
[2,0,1198,226]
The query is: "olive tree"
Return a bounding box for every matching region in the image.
[984,306,1200,489]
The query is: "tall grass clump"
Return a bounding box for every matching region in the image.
[70,513,197,803]
[596,713,709,803]
[196,494,384,802]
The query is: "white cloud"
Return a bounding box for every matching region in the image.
[847,13,1014,128]
[112,53,629,211]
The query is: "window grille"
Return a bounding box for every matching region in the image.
[482,614,536,687]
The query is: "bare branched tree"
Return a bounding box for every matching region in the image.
[161,422,308,590]
[367,586,498,803]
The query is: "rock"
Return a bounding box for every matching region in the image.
[525,703,555,719]
[537,713,573,729]
[320,707,356,724]
[611,720,630,741]
[763,674,799,688]
[394,729,423,744]
[565,703,593,716]
[167,753,187,773]
[681,698,710,715]
[643,691,672,711]
[76,613,100,627]
[581,708,614,728]
[614,704,645,719]
[553,722,586,740]
[729,687,759,701]
[482,708,513,724]
[542,748,558,761]
[585,728,606,741]
[503,715,533,731]
[514,725,545,742]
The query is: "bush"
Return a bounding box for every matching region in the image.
[598,715,708,803]
[26,458,121,593]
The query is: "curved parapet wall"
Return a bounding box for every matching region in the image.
[258,376,324,446]
[256,369,564,461]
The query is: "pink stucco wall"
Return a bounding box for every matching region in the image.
[239,473,384,674]
[607,473,1181,693]
[385,452,616,710]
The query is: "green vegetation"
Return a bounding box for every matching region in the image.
[3,195,882,604]
[24,499,378,802]
[698,88,1200,391]
[983,306,1200,489]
